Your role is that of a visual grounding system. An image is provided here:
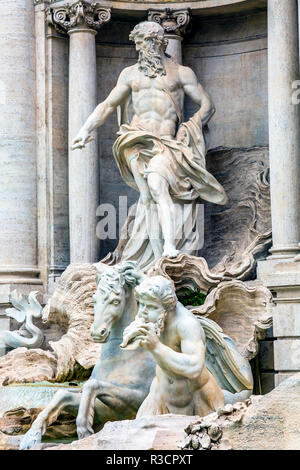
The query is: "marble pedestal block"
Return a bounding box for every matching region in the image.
[258,259,300,385]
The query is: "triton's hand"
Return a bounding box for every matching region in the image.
[138,324,160,351]
[71,130,94,150]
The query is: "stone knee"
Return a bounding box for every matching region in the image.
[82,378,101,394]
[147,173,169,203]
[140,191,153,208]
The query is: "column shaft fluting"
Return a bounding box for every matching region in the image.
[0,0,39,284]
[68,27,99,264]
[268,0,300,258]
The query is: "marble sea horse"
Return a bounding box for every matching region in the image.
[19,262,156,449]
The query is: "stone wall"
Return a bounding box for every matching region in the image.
[183,9,268,148]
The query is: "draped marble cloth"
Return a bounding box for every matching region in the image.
[113,117,228,270]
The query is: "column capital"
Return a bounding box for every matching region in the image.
[148,8,190,38]
[46,1,111,34]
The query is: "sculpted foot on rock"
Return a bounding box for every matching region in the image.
[162,247,180,259]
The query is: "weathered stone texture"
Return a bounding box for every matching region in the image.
[43,373,300,450]
[45,414,197,450]
[199,146,270,273]
[0,0,37,271]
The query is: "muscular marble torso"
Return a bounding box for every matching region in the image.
[129,60,184,138]
[156,307,214,414]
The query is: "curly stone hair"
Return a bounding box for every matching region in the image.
[135,275,177,313]
[129,21,168,78]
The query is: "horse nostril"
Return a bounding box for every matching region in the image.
[100,328,107,336]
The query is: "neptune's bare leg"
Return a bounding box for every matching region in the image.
[147,173,179,258]
[130,158,162,258]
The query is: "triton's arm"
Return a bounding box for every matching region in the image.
[71,67,132,150]
[139,316,206,380]
[179,65,215,126]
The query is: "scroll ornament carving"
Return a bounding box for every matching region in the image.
[148,8,190,36]
[46,1,111,34]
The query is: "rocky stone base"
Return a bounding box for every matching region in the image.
[1,373,299,450]
[42,373,300,451]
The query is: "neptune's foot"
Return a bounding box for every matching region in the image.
[162,246,179,258]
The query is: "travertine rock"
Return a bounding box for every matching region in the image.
[0,348,56,387]
[0,406,76,440]
[222,373,300,450]
[184,373,300,450]
[0,431,21,451]
[200,147,271,276]
[37,373,300,451]
[44,414,199,451]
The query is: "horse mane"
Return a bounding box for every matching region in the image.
[44,263,100,381]
[95,261,143,292]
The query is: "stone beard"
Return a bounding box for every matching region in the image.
[135,278,177,334]
[129,27,167,78]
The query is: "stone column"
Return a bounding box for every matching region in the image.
[0,0,42,317]
[268,0,300,259]
[258,0,300,387]
[47,2,111,264]
[148,8,190,64]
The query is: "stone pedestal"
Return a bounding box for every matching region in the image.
[258,259,300,385]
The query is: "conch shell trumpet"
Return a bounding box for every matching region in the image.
[120,317,159,350]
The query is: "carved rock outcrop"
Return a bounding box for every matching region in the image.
[38,373,300,451]
[192,280,273,359]
[200,147,271,278]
